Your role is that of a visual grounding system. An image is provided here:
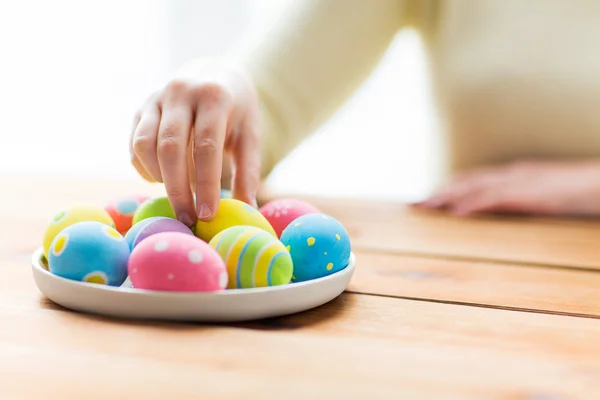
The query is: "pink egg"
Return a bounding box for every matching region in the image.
[128,231,228,292]
[259,198,320,237]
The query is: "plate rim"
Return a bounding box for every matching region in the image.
[31,246,357,298]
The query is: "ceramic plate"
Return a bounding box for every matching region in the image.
[31,247,356,322]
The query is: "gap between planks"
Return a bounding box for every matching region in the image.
[346,290,600,321]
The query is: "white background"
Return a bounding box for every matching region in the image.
[0,0,441,202]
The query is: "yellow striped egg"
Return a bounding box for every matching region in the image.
[208,225,293,289]
[196,199,276,243]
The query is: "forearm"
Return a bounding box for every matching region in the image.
[231,0,408,177]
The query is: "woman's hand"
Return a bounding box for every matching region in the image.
[129,58,262,226]
[413,160,600,217]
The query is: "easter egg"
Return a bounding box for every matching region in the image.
[104,195,149,234]
[124,216,193,249]
[42,204,115,257]
[195,198,276,242]
[280,213,351,282]
[220,189,232,198]
[209,225,293,289]
[259,198,320,237]
[128,231,228,292]
[40,254,49,271]
[48,221,130,286]
[132,196,176,225]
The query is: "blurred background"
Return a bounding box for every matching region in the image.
[0,0,441,202]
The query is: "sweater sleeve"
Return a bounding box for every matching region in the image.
[231,0,407,178]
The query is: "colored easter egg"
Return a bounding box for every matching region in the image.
[104,195,149,234]
[259,198,320,237]
[195,198,276,243]
[40,254,49,271]
[124,216,193,249]
[124,217,160,249]
[128,231,228,292]
[42,204,115,257]
[280,213,351,283]
[132,196,176,225]
[48,221,130,286]
[209,225,293,289]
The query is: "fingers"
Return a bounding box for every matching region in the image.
[230,121,261,207]
[416,169,507,210]
[450,189,533,216]
[132,104,163,182]
[131,76,261,224]
[449,190,503,215]
[193,106,228,221]
[129,114,154,182]
[157,104,196,226]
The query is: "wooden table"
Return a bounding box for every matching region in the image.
[3,176,600,399]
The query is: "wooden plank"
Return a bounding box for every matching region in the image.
[285,194,600,270]
[2,257,600,398]
[349,251,600,318]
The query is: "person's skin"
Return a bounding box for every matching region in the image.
[130,58,262,226]
[129,58,600,222]
[413,159,600,218]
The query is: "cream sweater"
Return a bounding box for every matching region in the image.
[234,0,600,178]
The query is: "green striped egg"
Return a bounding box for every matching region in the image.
[208,225,293,289]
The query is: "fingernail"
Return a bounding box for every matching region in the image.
[197,203,212,219]
[178,212,194,227]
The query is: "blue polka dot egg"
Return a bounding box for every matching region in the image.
[48,221,130,286]
[280,213,351,282]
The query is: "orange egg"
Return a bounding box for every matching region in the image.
[105,195,149,235]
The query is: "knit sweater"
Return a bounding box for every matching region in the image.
[233,0,600,177]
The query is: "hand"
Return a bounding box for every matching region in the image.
[129,57,261,225]
[413,160,600,217]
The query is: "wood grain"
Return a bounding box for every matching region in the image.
[4,176,600,398]
[1,258,600,399]
[349,251,600,318]
[281,193,600,270]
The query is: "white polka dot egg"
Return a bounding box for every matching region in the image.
[48,221,130,286]
[128,231,228,292]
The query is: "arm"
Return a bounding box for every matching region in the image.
[130,0,407,223]
[231,0,408,178]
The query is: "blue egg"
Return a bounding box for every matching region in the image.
[280,213,351,282]
[48,221,130,286]
[114,198,140,215]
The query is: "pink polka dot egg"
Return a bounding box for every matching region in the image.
[128,231,228,292]
[259,198,320,237]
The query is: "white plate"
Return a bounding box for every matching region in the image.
[30,247,356,322]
